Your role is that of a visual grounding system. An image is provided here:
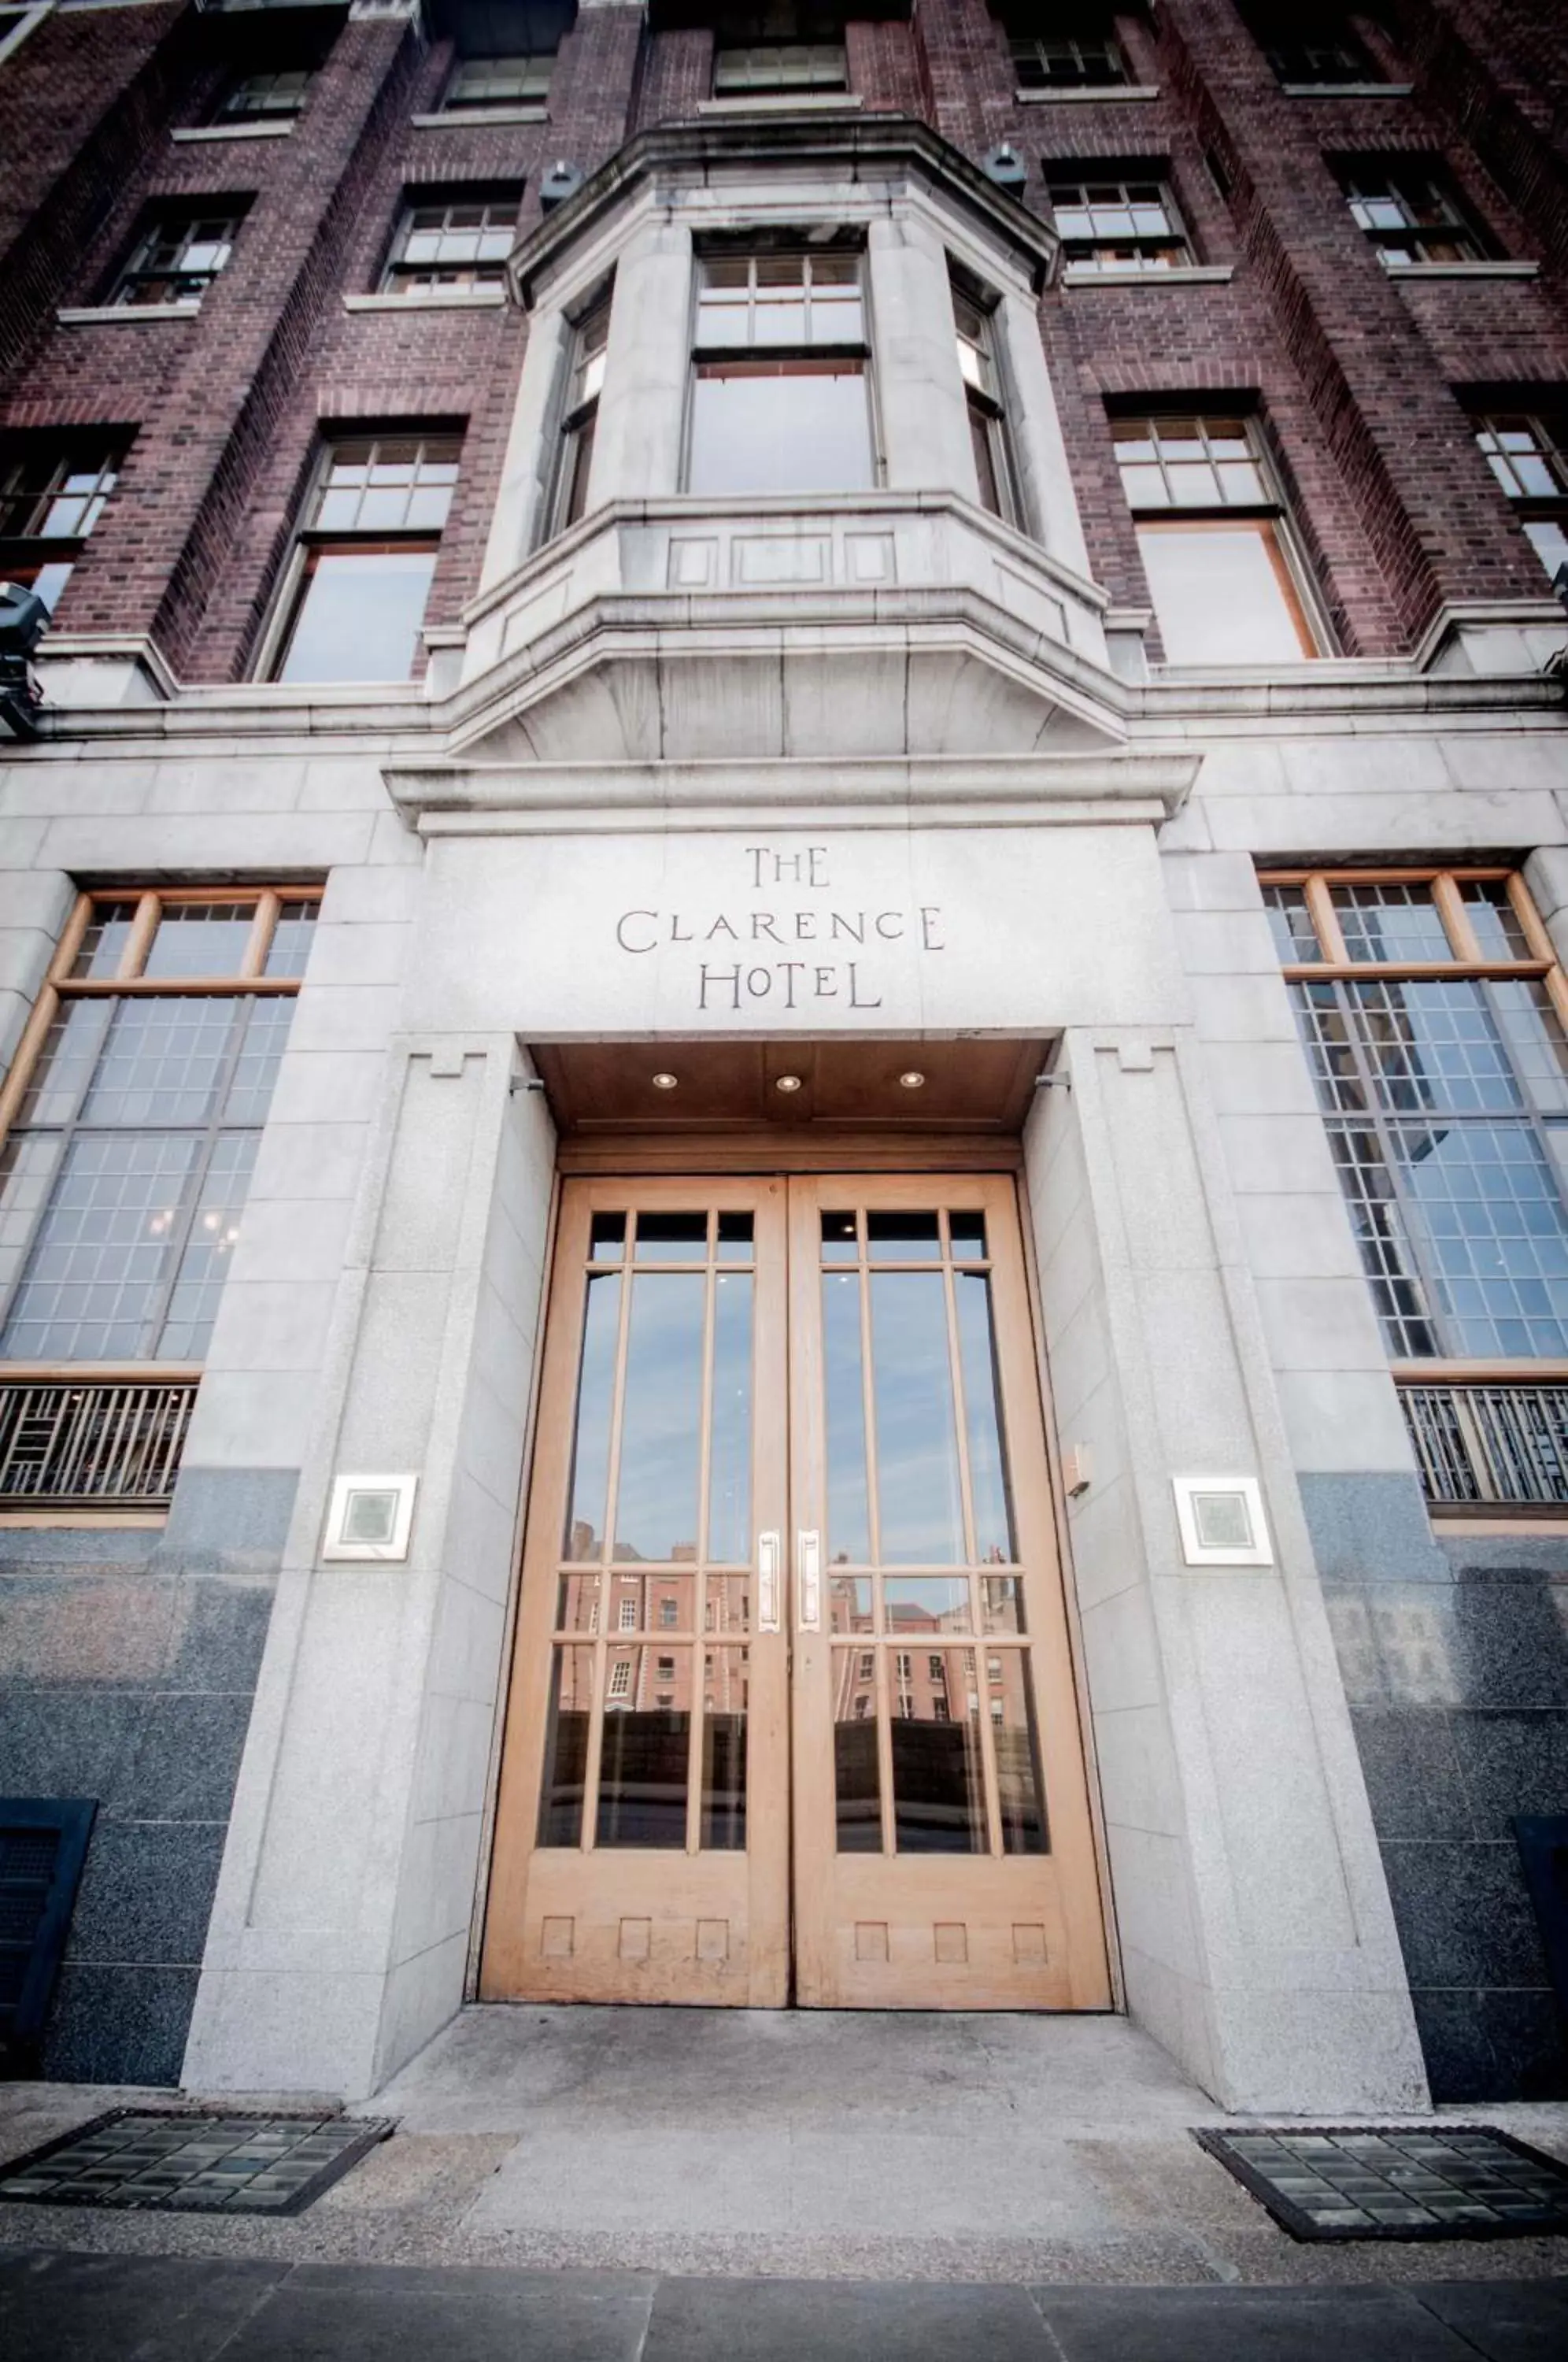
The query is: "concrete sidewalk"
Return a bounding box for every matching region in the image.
[4,2249,1568,2360]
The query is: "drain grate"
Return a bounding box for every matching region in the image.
[0,2108,392,2215]
[1194,2123,1568,2241]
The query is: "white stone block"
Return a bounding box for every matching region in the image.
[1235,1192,1363,1283]
[1272,1369,1415,1474]
[205,1277,338,1375]
[1253,1275,1391,1373]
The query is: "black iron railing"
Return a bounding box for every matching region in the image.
[1398,1377,1568,1511]
[0,1377,198,1511]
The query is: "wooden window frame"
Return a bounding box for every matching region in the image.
[546,289,613,542]
[259,431,460,683]
[0,886,321,1382]
[1047,171,1196,273]
[1262,864,1568,1381]
[379,193,520,294]
[1340,161,1488,268]
[107,206,246,309]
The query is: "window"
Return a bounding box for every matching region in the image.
[1008,16,1128,89]
[687,248,874,497]
[1111,412,1322,661]
[1474,410,1568,585]
[441,53,552,111]
[1048,172,1194,272]
[549,290,611,538]
[858,1650,874,1679]
[951,282,1017,523]
[1252,8,1380,86]
[659,1597,678,1627]
[0,890,318,1364]
[1263,868,1568,1359]
[619,1595,638,1630]
[608,1657,632,1698]
[107,207,246,307]
[268,433,460,685]
[713,42,846,91]
[0,439,120,616]
[380,194,519,294]
[656,1656,676,1677]
[1339,164,1486,268]
[214,67,314,120]
[928,1653,945,1683]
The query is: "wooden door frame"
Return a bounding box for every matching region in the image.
[472,1134,1119,2014]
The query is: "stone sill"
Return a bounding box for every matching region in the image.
[1281,82,1414,97]
[1385,259,1539,280]
[1063,263,1233,285]
[411,106,546,127]
[343,289,507,310]
[1015,85,1159,103]
[698,92,864,115]
[171,120,294,142]
[56,302,200,324]
[0,1510,168,1529]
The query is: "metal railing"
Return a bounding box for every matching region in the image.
[1398,1378,1568,1511]
[0,1378,198,1511]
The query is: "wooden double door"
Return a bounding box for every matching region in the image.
[482,1173,1109,2010]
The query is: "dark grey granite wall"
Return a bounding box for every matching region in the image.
[1305,1472,1568,2101]
[0,1469,294,2086]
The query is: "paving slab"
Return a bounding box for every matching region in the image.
[1408,2279,1568,2361]
[0,2248,289,2362]
[619,2271,1058,2362]
[216,2262,656,2362]
[1031,2283,1488,2360]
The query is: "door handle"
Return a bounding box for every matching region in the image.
[757,1531,781,1633]
[797,1529,821,1631]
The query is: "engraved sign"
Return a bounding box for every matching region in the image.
[612,842,945,1013]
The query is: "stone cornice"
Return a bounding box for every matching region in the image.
[505,114,1061,307]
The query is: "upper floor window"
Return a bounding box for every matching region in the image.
[1474,409,1568,585]
[214,67,315,120]
[686,248,874,496]
[107,205,246,308]
[267,433,460,683]
[1263,868,1568,1361]
[713,41,846,91]
[549,288,611,537]
[1048,170,1194,271]
[1250,6,1381,86]
[381,192,520,293]
[441,52,553,111]
[0,888,318,1365]
[1339,163,1487,268]
[1113,411,1322,661]
[1008,14,1129,88]
[0,439,121,614]
[951,283,1016,523]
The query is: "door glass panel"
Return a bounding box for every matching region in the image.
[889,1647,986,1854]
[949,1209,987,1257]
[564,1270,619,1559]
[708,1270,753,1561]
[869,1271,963,1563]
[884,1574,971,1630]
[828,1574,874,1631]
[634,1210,708,1261]
[821,1209,859,1261]
[556,1572,601,1631]
[823,1271,871,1563]
[597,1645,691,1846]
[982,1576,1026,1634]
[701,1647,749,1849]
[992,1653,1048,1855]
[608,1572,696,1631]
[956,1270,1017,1562]
[716,1212,754,1261]
[706,1575,752,1632]
[589,1212,626,1261]
[613,1272,705,1560]
[538,1646,594,1845]
[834,1648,882,1850]
[867,1209,941,1261]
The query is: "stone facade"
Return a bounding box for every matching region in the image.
[0,0,1565,2107]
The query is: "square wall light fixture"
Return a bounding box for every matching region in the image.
[323,1472,420,1562]
[1172,1475,1272,1567]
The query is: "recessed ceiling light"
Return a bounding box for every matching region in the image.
[899,1071,926,1090]
[775,1073,804,1093]
[651,1072,679,1090]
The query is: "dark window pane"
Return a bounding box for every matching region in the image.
[890,1648,986,1853]
[701,1648,748,1849]
[834,1649,882,1850]
[597,1648,691,1846]
[634,1211,708,1261]
[537,1646,594,1844]
[867,1210,941,1261]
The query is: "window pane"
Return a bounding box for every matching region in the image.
[597,1645,691,1847]
[834,1647,882,1850]
[83,998,242,1127]
[537,1646,594,1845]
[1262,883,1322,964]
[889,1648,986,1854]
[265,901,319,978]
[277,549,437,683]
[0,1131,201,1361]
[688,365,872,495]
[1137,524,1311,662]
[701,1648,748,1849]
[612,1272,705,1562]
[869,1270,964,1564]
[1331,882,1450,964]
[1462,880,1532,961]
[142,902,255,979]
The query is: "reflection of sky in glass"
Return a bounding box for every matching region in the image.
[956,1272,1015,1561]
[613,1272,704,1561]
[823,1273,870,1562]
[1394,1120,1568,1354]
[708,1272,752,1561]
[564,1271,619,1557]
[870,1271,963,1564]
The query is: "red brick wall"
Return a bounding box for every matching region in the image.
[1,0,1562,676]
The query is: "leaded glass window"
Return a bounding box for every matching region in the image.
[0,890,319,1364]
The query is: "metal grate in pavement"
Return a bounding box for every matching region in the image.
[1194,2122,1568,2241]
[0,2109,391,2215]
